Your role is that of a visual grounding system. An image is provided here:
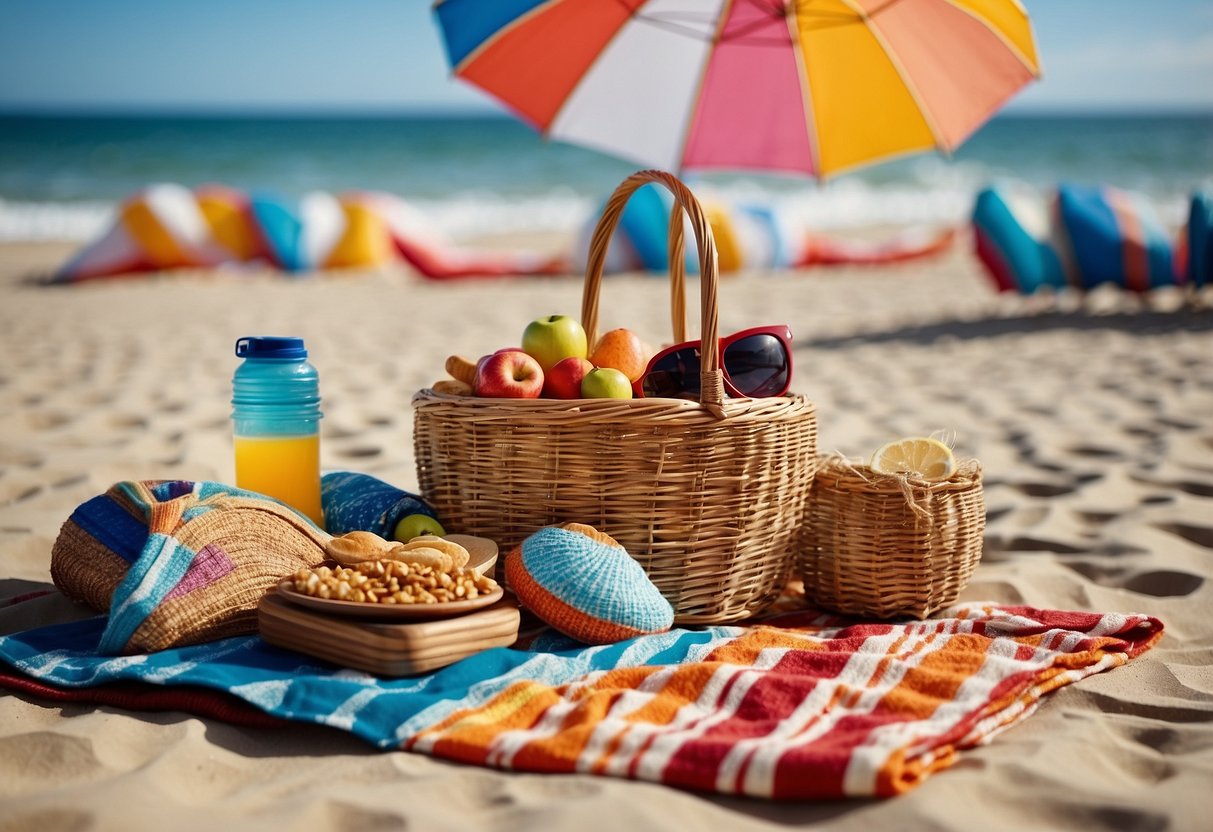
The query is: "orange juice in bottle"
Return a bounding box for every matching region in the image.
[231,337,324,526]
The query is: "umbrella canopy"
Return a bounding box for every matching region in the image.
[433,0,1040,179]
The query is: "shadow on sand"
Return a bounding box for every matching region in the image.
[798,306,1213,351]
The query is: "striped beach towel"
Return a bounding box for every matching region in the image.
[0,601,1161,799]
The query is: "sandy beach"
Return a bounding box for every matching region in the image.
[1,238,1211,831]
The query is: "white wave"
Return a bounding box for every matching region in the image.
[0,192,599,244]
[0,174,1192,245]
[0,198,115,242]
[406,188,597,240]
[409,178,988,240]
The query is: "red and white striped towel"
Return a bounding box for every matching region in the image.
[405,603,1163,798]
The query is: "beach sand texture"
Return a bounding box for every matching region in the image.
[1,240,1211,831]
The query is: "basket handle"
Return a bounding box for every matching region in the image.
[580,170,725,413]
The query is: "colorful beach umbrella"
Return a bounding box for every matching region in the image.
[433,0,1041,179]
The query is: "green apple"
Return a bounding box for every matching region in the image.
[392,513,446,542]
[580,367,633,399]
[521,314,588,373]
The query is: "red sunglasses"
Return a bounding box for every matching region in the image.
[632,324,794,400]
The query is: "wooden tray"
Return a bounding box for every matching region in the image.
[257,592,520,676]
[445,533,498,577]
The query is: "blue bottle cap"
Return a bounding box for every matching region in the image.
[235,336,308,360]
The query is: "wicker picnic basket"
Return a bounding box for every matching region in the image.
[412,170,818,624]
[798,455,985,619]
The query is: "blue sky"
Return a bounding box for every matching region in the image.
[0,0,1210,114]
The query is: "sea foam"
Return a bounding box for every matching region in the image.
[0,177,1190,244]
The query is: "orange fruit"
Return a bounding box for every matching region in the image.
[588,328,650,383]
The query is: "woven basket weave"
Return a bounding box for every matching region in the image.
[798,455,985,619]
[412,170,818,624]
[50,480,329,653]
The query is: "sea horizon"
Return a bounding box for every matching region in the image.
[2,101,1211,118]
[2,109,1209,244]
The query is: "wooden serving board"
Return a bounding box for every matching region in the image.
[444,534,498,577]
[258,592,520,676]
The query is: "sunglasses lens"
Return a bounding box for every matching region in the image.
[641,347,701,400]
[723,334,789,397]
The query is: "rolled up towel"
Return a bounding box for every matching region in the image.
[320,471,441,539]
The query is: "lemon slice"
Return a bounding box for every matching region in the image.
[870,437,956,481]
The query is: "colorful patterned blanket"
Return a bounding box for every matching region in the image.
[0,601,1161,799]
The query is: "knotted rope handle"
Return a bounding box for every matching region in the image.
[580,170,725,413]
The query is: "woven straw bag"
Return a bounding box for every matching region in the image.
[51,480,329,653]
[413,170,818,624]
[799,455,985,619]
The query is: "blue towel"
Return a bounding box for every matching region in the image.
[0,613,716,749]
[320,471,439,538]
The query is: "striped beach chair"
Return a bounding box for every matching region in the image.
[1055,184,1175,293]
[1181,190,1212,290]
[972,183,1207,298]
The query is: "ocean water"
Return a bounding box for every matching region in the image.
[0,112,1209,242]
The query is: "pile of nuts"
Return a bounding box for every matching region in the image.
[289,559,498,605]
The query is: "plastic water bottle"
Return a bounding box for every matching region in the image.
[231,336,324,526]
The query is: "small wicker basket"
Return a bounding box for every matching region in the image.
[412,170,818,624]
[798,454,985,619]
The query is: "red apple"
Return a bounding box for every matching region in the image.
[474,350,544,398]
[543,357,594,399]
[581,367,633,399]
[521,315,588,373]
[475,347,522,375]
